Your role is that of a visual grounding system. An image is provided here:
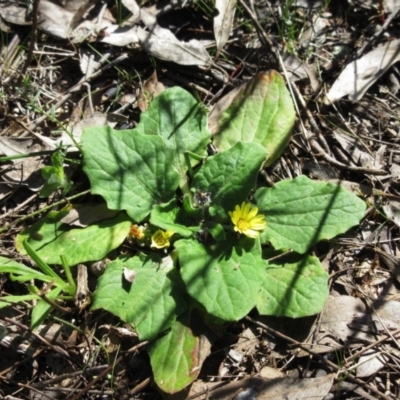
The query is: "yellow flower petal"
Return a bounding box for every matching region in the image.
[229,202,266,238]
[151,229,174,249]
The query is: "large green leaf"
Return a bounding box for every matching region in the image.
[212,71,295,166]
[136,87,211,185]
[16,211,131,266]
[255,176,366,254]
[148,311,200,393]
[191,142,266,220]
[82,127,180,222]
[176,237,266,321]
[257,253,329,317]
[91,254,187,341]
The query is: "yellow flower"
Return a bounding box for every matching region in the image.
[129,224,145,240]
[151,229,174,249]
[229,202,266,238]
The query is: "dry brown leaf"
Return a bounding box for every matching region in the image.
[98,24,140,46]
[123,267,137,284]
[356,350,389,377]
[0,138,47,190]
[383,200,400,228]
[299,14,327,49]
[39,0,107,42]
[60,203,119,227]
[188,374,334,399]
[38,0,75,39]
[0,16,11,32]
[351,0,400,13]
[298,295,400,355]
[382,0,400,12]
[66,0,96,29]
[291,0,325,7]
[0,2,31,26]
[137,24,211,66]
[32,112,116,151]
[214,0,236,52]
[100,1,211,65]
[282,53,320,92]
[121,0,141,23]
[328,179,373,196]
[137,71,165,112]
[333,130,375,168]
[326,39,400,103]
[79,47,104,77]
[117,93,137,107]
[259,366,286,379]
[375,248,400,283]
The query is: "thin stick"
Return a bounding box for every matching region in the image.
[18,0,40,85]
[357,7,400,57]
[0,189,91,231]
[0,193,38,221]
[4,317,71,359]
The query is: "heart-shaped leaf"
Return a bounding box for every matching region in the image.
[136,87,211,186]
[176,237,265,321]
[92,254,187,340]
[255,176,366,253]
[82,127,180,222]
[16,211,131,266]
[192,141,266,220]
[257,253,329,317]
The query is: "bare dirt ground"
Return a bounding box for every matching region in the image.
[1,0,400,399]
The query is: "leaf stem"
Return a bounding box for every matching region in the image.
[60,255,77,294]
[184,151,195,178]
[23,240,68,291]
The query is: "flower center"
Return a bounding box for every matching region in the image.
[237,219,249,231]
[154,232,168,246]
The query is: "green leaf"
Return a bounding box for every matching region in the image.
[208,223,226,241]
[148,311,200,393]
[82,127,180,222]
[0,295,40,309]
[40,152,72,198]
[212,71,295,166]
[255,176,366,254]
[176,237,266,321]
[23,240,66,285]
[150,199,199,238]
[31,287,62,330]
[91,254,187,340]
[0,257,50,282]
[136,87,211,185]
[16,212,131,266]
[191,142,266,220]
[257,253,329,317]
